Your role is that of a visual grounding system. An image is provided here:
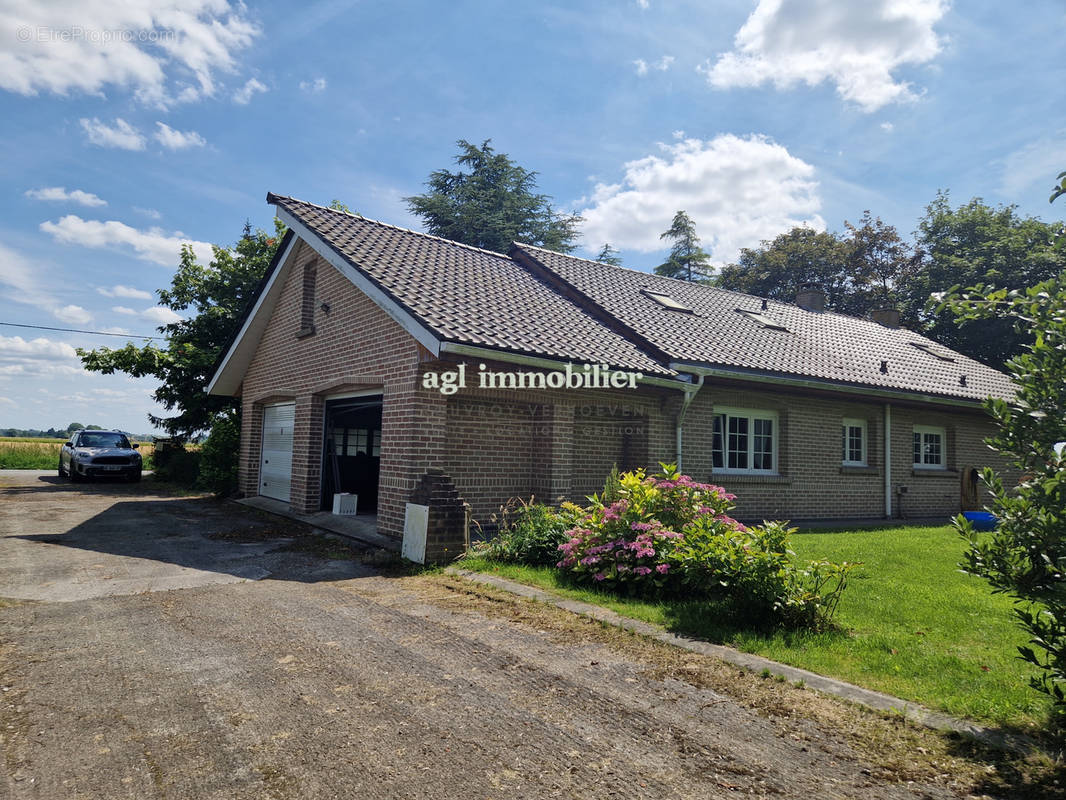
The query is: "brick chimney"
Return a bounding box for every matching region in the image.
[795,284,825,312]
[870,307,901,328]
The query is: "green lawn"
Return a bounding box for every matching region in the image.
[461,524,1050,730]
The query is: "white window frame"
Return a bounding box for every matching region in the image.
[913,425,946,470]
[711,406,778,475]
[841,417,868,467]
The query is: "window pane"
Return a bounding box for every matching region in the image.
[841,425,847,462]
[913,433,922,464]
[712,415,724,469]
[728,416,748,470]
[846,425,863,463]
[752,418,773,470]
[924,432,942,465]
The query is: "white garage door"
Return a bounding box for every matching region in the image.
[260,402,295,502]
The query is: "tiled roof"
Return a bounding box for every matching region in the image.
[267,195,674,376]
[513,244,1015,403]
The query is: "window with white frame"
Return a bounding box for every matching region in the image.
[913,425,946,469]
[841,418,867,466]
[712,408,777,473]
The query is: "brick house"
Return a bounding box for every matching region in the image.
[208,194,1015,560]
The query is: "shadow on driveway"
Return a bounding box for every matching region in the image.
[0,471,371,602]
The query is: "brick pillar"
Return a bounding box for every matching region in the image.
[290,393,325,513]
[379,375,449,540]
[238,400,264,498]
[409,470,468,564]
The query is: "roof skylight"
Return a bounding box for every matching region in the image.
[735,308,789,332]
[641,289,693,313]
[910,342,955,362]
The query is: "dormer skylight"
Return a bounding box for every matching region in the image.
[641,289,693,313]
[910,342,955,362]
[735,308,789,332]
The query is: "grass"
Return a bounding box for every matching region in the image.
[0,439,155,470]
[460,523,1051,731]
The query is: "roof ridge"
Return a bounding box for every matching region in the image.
[513,241,791,308]
[267,193,516,262]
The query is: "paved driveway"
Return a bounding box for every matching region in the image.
[0,471,365,601]
[0,473,989,799]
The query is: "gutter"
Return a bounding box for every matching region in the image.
[670,362,989,410]
[675,374,705,470]
[438,342,686,391]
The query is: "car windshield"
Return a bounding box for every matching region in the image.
[77,432,131,449]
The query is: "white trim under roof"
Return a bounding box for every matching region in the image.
[275,206,443,357]
[207,234,298,396]
[671,362,989,408]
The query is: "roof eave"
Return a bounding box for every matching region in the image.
[669,361,1001,409]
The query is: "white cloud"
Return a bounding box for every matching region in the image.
[98,285,154,300]
[880,121,894,133]
[134,207,162,219]
[141,305,182,324]
[579,134,823,264]
[80,117,146,150]
[0,335,82,377]
[702,0,948,112]
[233,77,267,103]
[39,215,214,266]
[1001,134,1066,198]
[25,187,107,207]
[298,77,327,94]
[0,1,260,107]
[53,305,92,325]
[113,304,182,325]
[153,122,206,149]
[637,0,649,8]
[633,56,673,76]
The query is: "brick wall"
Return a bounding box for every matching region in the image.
[668,384,1014,523]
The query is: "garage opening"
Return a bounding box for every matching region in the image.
[322,395,383,514]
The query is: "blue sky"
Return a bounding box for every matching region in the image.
[1,0,1064,434]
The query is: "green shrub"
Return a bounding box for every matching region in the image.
[470,497,572,566]
[152,446,201,487]
[196,414,240,496]
[558,464,854,628]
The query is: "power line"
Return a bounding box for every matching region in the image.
[0,322,161,340]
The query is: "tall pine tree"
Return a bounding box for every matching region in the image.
[656,211,711,282]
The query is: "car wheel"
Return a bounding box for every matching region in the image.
[128,469,142,483]
[58,458,66,478]
[70,465,83,483]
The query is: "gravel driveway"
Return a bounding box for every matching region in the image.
[0,472,1006,798]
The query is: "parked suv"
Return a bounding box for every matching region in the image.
[59,430,143,482]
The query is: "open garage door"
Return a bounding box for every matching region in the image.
[322,395,383,513]
[260,402,295,502]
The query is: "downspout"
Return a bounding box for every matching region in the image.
[884,402,892,518]
[676,375,705,471]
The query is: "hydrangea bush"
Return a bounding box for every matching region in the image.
[557,464,854,627]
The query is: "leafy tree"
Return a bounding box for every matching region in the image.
[906,192,1064,368]
[78,220,286,441]
[656,211,711,282]
[66,422,85,433]
[844,210,918,310]
[949,179,1066,716]
[406,139,582,253]
[595,243,623,266]
[947,272,1066,709]
[715,227,855,311]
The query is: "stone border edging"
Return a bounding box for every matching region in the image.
[446,566,1035,756]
